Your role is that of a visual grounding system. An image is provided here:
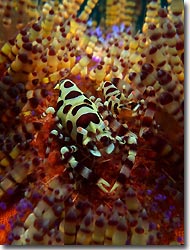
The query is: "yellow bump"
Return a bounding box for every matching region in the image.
[178,72,184,81]
[112,217,127,245]
[88,1,95,9]
[1,42,12,56]
[105,211,119,243]
[59,219,65,234]
[63,207,77,244]
[95,69,106,82]
[70,19,79,34]
[86,46,93,54]
[71,64,81,75]
[170,56,181,65]
[79,35,89,48]
[79,12,88,21]
[26,90,34,99]
[130,54,142,64]
[49,71,60,82]
[173,65,182,74]
[105,72,112,81]
[76,210,94,245]
[129,40,138,50]
[0,54,6,64]
[42,77,49,84]
[62,58,70,70]
[142,23,148,33]
[92,214,106,244]
[9,145,20,159]
[11,58,23,72]
[80,67,87,78]
[10,166,26,183]
[89,68,96,80]
[0,177,14,191]
[170,0,184,13]
[153,50,165,66]
[0,188,4,199]
[169,241,181,245]
[24,213,36,228]
[162,63,171,72]
[131,63,142,73]
[22,111,32,117]
[80,56,90,67]
[0,157,10,167]
[15,33,23,48]
[47,56,58,70]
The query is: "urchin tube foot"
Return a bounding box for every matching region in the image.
[109,165,131,193]
[96,178,111,193]
[109,181,121,193]
[89,148,101,157]
[105,142,114,154]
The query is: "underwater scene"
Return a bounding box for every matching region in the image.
[0,0,184,246]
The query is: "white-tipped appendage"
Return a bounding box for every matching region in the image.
[106,143,115,154]
[77,126,88,135]
[46,106,55,114]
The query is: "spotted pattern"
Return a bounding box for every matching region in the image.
[56,79,109,144]
[46,79,138,193]
[99,80,126,114]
